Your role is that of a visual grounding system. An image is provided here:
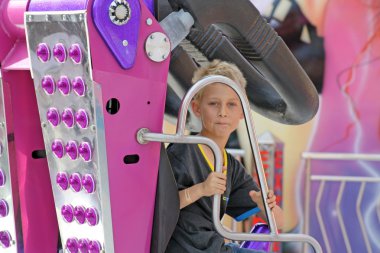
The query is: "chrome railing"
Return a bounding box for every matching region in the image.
[138,75,322,252]
[302,152,380,253]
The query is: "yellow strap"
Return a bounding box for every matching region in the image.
[198,144,228,175]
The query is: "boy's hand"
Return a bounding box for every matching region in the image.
[202,167,227,197]
[249,190,277,210]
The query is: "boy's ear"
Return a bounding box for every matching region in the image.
[239,105,244,119]
[239,111,244,120]
[191,100,201,118]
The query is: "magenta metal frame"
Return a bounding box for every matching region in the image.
[25,0,170,251]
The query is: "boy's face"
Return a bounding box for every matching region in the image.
[192,83,244,139]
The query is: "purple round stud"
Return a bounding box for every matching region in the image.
[57,76,71,95]
[62,108,75,128]
[36,43,50,62]
[0,200,8,217]
[66,238,79,253]
[51,139,64,159]
[69,173,82,192]
[69,44,82,64]
[82,174,95,194]
[89,240,101,253]
[61,204,74,223]
[74,206,86,224]
[56,172,69,190]
[0,169,5,187]
[53,43,67,63]
[46,107,60,127]
[78,238,90,253]
[41,75,55,95]
[79,142,92,162]
[76,109,89,129]
[0,231,12,248]
[66,141,78,160]
[85,207,99,226]
[72,77,86,97]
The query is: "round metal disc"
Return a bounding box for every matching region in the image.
[145,32,171,62]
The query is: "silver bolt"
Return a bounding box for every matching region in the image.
[163,37,167,42]
[122,40,128,46]
[147,52,152,57]
[91,125,96,131]
[137,128,150,144]
[41,122,47,128]
[162,55,166,59]
[150,35,154,40]
[146,18,153,26]
[62,14,66,21]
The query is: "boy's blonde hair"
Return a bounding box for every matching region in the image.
[192,59,247,100]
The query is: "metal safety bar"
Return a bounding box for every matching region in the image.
[302,152,380,253]
[137,75,322,253]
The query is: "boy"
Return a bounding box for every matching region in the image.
[166,60,284,253]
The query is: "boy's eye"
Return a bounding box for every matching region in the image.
[208,102,218,106]
[228,102,239,108]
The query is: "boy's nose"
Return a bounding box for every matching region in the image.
[219,105,227,117]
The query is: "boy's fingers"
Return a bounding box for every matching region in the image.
[210,173,226,181]
[218,173,227,180]
[216,180,226,187]
[217,189,225,195]
[268,195,276,203]
[213,172,226,178]
[218,185,226,192]
[214,176,226,183]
